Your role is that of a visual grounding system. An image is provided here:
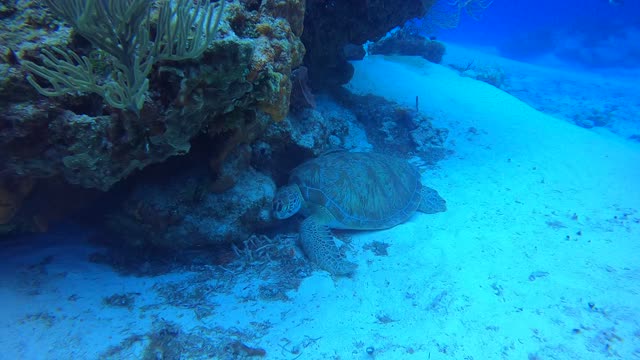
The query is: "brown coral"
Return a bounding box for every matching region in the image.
[1,0,305,193]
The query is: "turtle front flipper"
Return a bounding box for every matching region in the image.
[418,186,447,214]
[300,216,357,276]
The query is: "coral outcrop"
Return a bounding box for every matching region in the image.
[333,89,449,164]
[301,0,437,88]
[1,0,305,191]
[103,90,447,248]
[369,30,446,64]
[1,0,450,245]
[105,146,276,248]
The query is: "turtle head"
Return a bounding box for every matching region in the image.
[273,184,303,219]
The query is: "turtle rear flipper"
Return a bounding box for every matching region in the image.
[300,216,357,276]
[418,186,447,214]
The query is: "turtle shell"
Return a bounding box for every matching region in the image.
[290,151,422,229]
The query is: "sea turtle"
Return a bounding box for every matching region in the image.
[273,151,446,275]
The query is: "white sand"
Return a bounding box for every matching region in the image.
[443,44,640,138]
[345,54,640,358]
[1,52,639,359]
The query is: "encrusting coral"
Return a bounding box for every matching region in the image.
[1,0,305,191]
[22,0,226,113]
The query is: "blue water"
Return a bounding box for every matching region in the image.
[438,0,640,68]
[1,1,639,359]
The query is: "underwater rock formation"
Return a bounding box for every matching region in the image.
[369,30,446,64]
[0,0,305,229]
[0,0,305,192]
[252,94,375,187]
[104,145,276,248]
[302,0,437,89]
[333,89,449,164]
[0,0,450,241]
[103,91,447,248]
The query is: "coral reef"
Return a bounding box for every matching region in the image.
[1,0,305,191]
[252,94,374,187]
[1,0,451,248]
[302,0,437,88]
[1,0,305,231]
[104,146,276,248]
[100,89,447,249]
[333,89,449,164]
[369,29,446,64]
[254,88,448,190]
